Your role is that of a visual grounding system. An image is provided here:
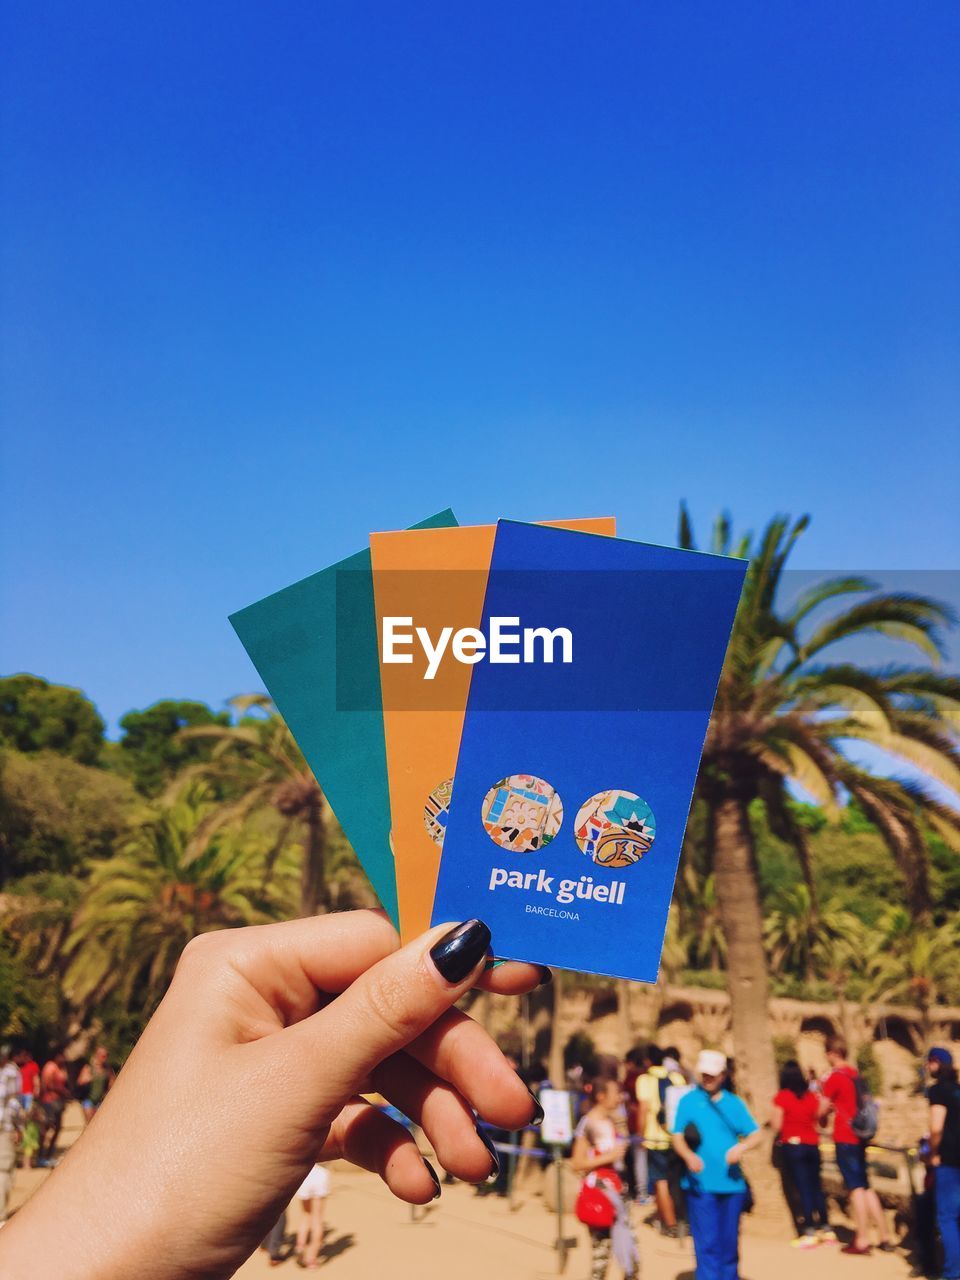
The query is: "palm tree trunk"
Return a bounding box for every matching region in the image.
[919,998,931,1053]
[616,979,632,1056]
[300,799,327,917]
[711,793,786,1223]
[548,970,566,1086]
[711,794,776,1111]
[835,983,852,1046]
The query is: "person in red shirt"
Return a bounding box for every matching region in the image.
[819,1036,890,1255]
[13,1050,39,1108]
[771,1059,831,1247]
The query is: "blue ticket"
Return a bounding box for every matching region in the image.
[432,520,746,982]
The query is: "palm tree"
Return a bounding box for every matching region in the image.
[61,783,298,1016]
[763,885,863,986]
[685,871,727,972]
[680,506,960,1136]
[649,902,691,1034]
[178,695,328,917]
[816,930,867,1046]
[548,970,567,1086]
[864,907,960,1047]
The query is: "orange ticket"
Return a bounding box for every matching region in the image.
[371,517,616,940]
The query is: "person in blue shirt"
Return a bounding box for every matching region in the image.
[671,1049,763,1280]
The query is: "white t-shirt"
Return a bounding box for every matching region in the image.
[575,1110,623,1169]
[295,1164,331,1200]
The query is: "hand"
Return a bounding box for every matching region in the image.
[0,912,547,1280]
[686,1153,705,1174]
[725,1141,745,1165]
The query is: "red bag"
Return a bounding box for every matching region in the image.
[575,1169,621,1229]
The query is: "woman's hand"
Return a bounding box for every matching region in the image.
[685,1153,705,1174]
[0,912,547,1280]
[725,1141,745,1165]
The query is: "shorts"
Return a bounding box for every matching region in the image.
[647,1147,671,1183]
[41,1100,65,1127]
[295,1165,331,1200]
[835,1141,869,1191]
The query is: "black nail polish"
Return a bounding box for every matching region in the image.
[526,1087,544,1125]
[423,1157,442,1199]
[475,1123,501,1180]
[537,966,553,986]
[430,919,492,984]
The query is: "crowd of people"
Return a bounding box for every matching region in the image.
[4,1031,960,1279]
[0,1041,114,1225]
[544,1035,960,1280]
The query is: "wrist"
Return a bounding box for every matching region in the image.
[0,1139,165,1280]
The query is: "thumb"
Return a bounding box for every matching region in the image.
[282,918,492,1103]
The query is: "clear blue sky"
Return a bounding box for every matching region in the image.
[2,2,958,731]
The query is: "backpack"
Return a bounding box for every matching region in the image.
[653,1069,685,1128]
[850,1072,880,1142]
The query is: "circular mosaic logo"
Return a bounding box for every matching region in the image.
[481,774,563,853]
[574,790,655,868]
[423,777,454,847]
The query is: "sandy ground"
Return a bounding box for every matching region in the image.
[9,1105,916,1279]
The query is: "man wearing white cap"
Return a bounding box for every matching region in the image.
[670,1050,762,1280]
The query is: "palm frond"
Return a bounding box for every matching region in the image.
[710,511,732,556]
[228,693,275,717]
[837,767,932,917]
[678,502,696,551]
[800,594,954,666]
[786,576,877,627]
[760,777,817,901]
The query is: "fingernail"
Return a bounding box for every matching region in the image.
[423,1157,442,1199]
[537,966,552,986]
[474,1124,501,1180]
[526,1087,544,1125]
[430,919,492,984]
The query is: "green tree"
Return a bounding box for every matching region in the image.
[815,930,868,1045]
[679,506,960,1186]
[2,871,84,979]
[0,749,138,884]
[0,933,61,1041]
[685,871,727,972]
[0,674,104,764]
[864,907,960,1047]
[763,885,864,986]
[178,695,329,917]
[61,783,299,1021]
[115,699,230,796]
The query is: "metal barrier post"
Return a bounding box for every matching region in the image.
[553,1145,567,1274]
